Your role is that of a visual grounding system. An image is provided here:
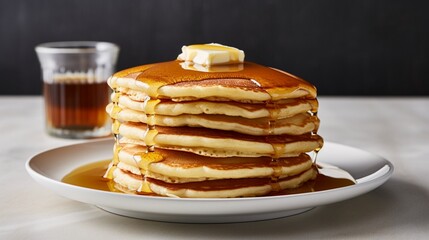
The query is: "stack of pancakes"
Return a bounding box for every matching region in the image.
[104,48,323,198]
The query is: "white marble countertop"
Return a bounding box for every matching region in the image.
[1,96,428,239]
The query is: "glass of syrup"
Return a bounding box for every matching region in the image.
[35,41,119,139]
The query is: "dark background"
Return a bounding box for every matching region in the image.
[1,0,428,96]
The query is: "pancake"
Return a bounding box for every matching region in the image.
[107,103,319,136]
[113,93,318,119]
[114,144,314,182]
[112,166,317,198]
[118,123,323,157]
[108,61,317,102]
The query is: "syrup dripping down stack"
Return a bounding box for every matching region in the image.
[104,45,323,198]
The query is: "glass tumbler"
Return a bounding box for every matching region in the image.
[35,41,119,139]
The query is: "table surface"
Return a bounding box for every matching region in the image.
[1,96,428,240]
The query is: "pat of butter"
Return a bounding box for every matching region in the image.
[178,43,245,66]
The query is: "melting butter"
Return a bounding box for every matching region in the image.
[180,61,244,72]
[177,43,245,66]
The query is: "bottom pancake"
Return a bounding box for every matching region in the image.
[112,166,317,198]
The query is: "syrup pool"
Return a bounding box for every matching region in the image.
[61,160,355,197]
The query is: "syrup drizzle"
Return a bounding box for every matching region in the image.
[133,75,164,194]
[311,109,320,164]
[250,79,289,189]
[103,76,121,179]
[105,73,166,194]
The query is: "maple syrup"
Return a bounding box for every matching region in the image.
[44,82,110,131]
[62,160,112,191]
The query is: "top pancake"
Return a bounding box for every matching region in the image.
[108,61,317,102]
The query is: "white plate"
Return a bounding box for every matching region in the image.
[26,139,393,223]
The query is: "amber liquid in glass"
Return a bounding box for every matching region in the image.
[44,81,110,132]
